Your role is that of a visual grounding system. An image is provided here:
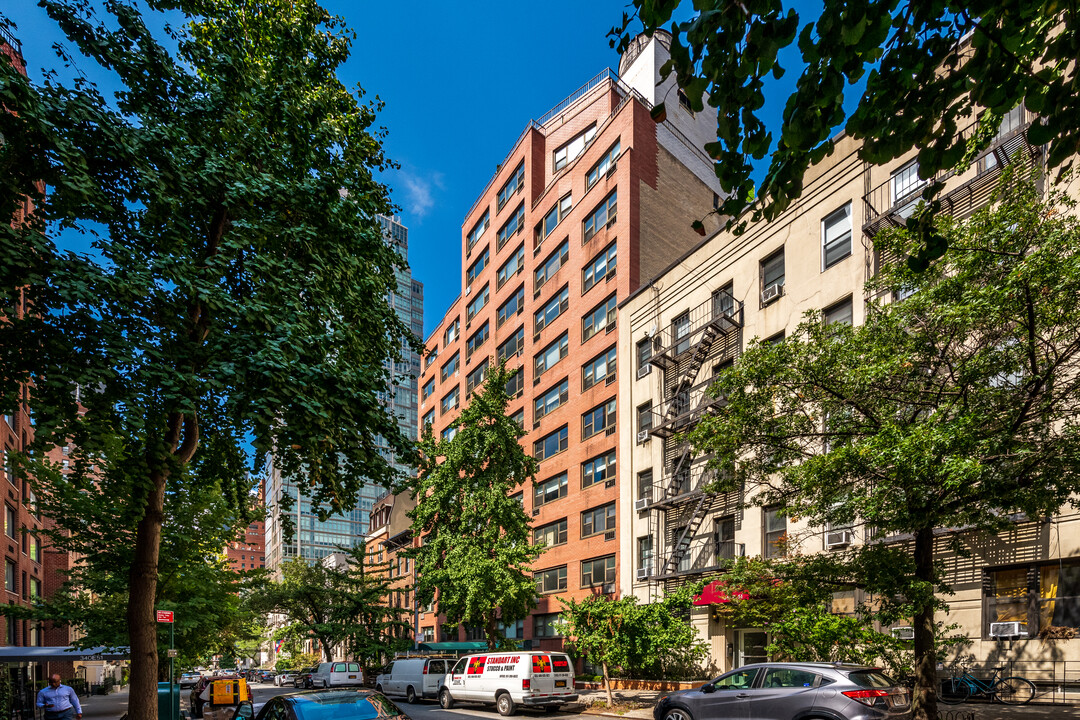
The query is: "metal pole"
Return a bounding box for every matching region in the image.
[169,623,175,720]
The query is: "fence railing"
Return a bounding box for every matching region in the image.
[940,659,1080,705]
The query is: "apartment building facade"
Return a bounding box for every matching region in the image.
[416,31,723,651]
[617,105,1064,674]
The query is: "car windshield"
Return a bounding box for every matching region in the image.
[292,692,403,720]
[847,670,896,688]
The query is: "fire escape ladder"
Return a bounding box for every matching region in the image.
[659,493,709,577]
[665,445,692,500]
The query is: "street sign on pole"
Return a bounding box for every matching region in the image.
[156,610,175,623]
[157,609,177,720]
[167,649,178,658]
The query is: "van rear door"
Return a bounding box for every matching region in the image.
[528,654,555,696]
[550,654,574,697]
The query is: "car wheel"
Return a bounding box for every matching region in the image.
[406,686,417,704]
[439,688,455,710]
[376,685,383,693]
[496,692,517,717]
[663,708,693,720]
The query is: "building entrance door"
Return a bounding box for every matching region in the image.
[735,629,768,667]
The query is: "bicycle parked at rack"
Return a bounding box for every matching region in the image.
[939,665,1036,705]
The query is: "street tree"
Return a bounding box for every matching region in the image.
[688,173,1080,720]
[0,1,416,716]
[247,545,410,665]
[610,0,1078,263]
[405,364,540,650]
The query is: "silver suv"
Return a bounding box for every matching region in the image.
[653,663,912,720]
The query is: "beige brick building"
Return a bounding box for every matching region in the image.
[616,105,1073,680]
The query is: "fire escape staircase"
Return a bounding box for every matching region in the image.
[656,492,710,579]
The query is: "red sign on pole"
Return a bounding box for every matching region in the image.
[156,610,174,623]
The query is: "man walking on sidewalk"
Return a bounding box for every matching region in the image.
[37,674,84,720]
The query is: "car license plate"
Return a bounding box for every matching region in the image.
[349,675,357,679]
[555,680,566,688]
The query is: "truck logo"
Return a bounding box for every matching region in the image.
[532,655,551,673]
[468,657,487,675]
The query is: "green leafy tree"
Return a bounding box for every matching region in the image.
[0,1,415,716]
[405,364,540,650]
[610,0,1077,263]
[688,173,1080,720]
[558,596,636,706]
[247,544,410,665]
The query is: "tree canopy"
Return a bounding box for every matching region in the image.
[405,364,540,650]
[611,0,1077,257]
[0,1,416,716]
[689,172,1080,720]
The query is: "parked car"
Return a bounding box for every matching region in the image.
[252,689,408,720]
[375,657,453,702]
[653,663,912,720]
[438,651,577,715]
[293,667,316,689]
[275,673,295,687]
[180,672,201,689]
[189,675,253,719]
[311,662,364,688]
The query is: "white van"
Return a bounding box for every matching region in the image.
[439,651,577,715]
[310,661,363,688]
[374,657,453,702]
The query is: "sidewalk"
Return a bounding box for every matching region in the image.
[80,687,130,720]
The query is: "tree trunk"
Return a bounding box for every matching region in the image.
[486,614,499,651]
[911,526,938,720]
[602,661,613,707]
[126,472,167,720]
[322,639,334,662]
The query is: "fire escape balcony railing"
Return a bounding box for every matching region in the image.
[863,114,1040,238]
[648,291,743,372]
[646,377,728,440]
[654,457,722,509]
[653,527,747,581]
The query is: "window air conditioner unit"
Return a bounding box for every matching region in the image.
[989,622,1029,638]
[606,374,617,386]
[604,530,616,541]
[636,430,651,444]
[532,509,540,517]
[605,425,616,436]
[636,567,651,581]
[826,529,853,548]
[890,627,915,641]
[604,479,616,489]
[602,583,616,594]
[761,283,782,304]
[637,365,652,379]
[634,497,651,512]
[465,285,472,296]
[606,321,616,333]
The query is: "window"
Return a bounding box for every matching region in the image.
[536,194,572,246]
[534,333,569,377]
[535,565,568,594]
[425,346,438,368]
[638,536,654,574]
[554,125,596,171]
[822,203,852,269]
[466,360,489,396]
[891,162,924,204]
[824,297,853,327]
[28,535,38,563]
[533,518,568,547]
[762,249,785,300]
[535,286,569,334]
[535,241,569,293]
[637,338,652,372]
[534,427,569,462]
[671,312,691,355]
[467,247,489,287]
[678,88,694,113]
[534,379,569,421]
[582,346,616,390]
[4,506,13,540]
[712,283,735,320]
[509,408,524,430]
[764,331,785,346]
[497,203,526,251]
[637,469,653,502]
[444,319,460,346]
[582,399,616,439]
[534,612,563,637]
[497,286,525,328]
[497,244,525,289]
[440,386,460,414]
[582,450,616,489]
[764,505,786,558]
[497,161,525,212]
[440,352,459,382]
[586,140,620,190]
[583,191,617,243]
[581,503,616,538]
[505,367,524,399]
[581,555,616,586]
[422,378,435,401]
[29,577,40,600]
[466,322,489,359]
[467,210,489,253]
[422,410,435,428]
[715,515,736,561]
[637,402,653,434]
[466,284,489,322]
[583,243,617,293]
[985,562,1080,636]
[4,562,13,593]
[582,294,617,342]
[762,668,819,689]
[501,619,525,640]
[497,327,525,361]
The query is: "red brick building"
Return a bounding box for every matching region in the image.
[416,32,722,651]
[226,516,265,572]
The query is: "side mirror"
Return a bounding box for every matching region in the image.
[232,701,255,720]
[699,683,715,694]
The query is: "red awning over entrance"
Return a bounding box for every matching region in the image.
[693,580,750,606]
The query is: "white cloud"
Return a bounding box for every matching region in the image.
[397,168,445,219]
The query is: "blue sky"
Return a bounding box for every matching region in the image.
[4,0,834,337]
